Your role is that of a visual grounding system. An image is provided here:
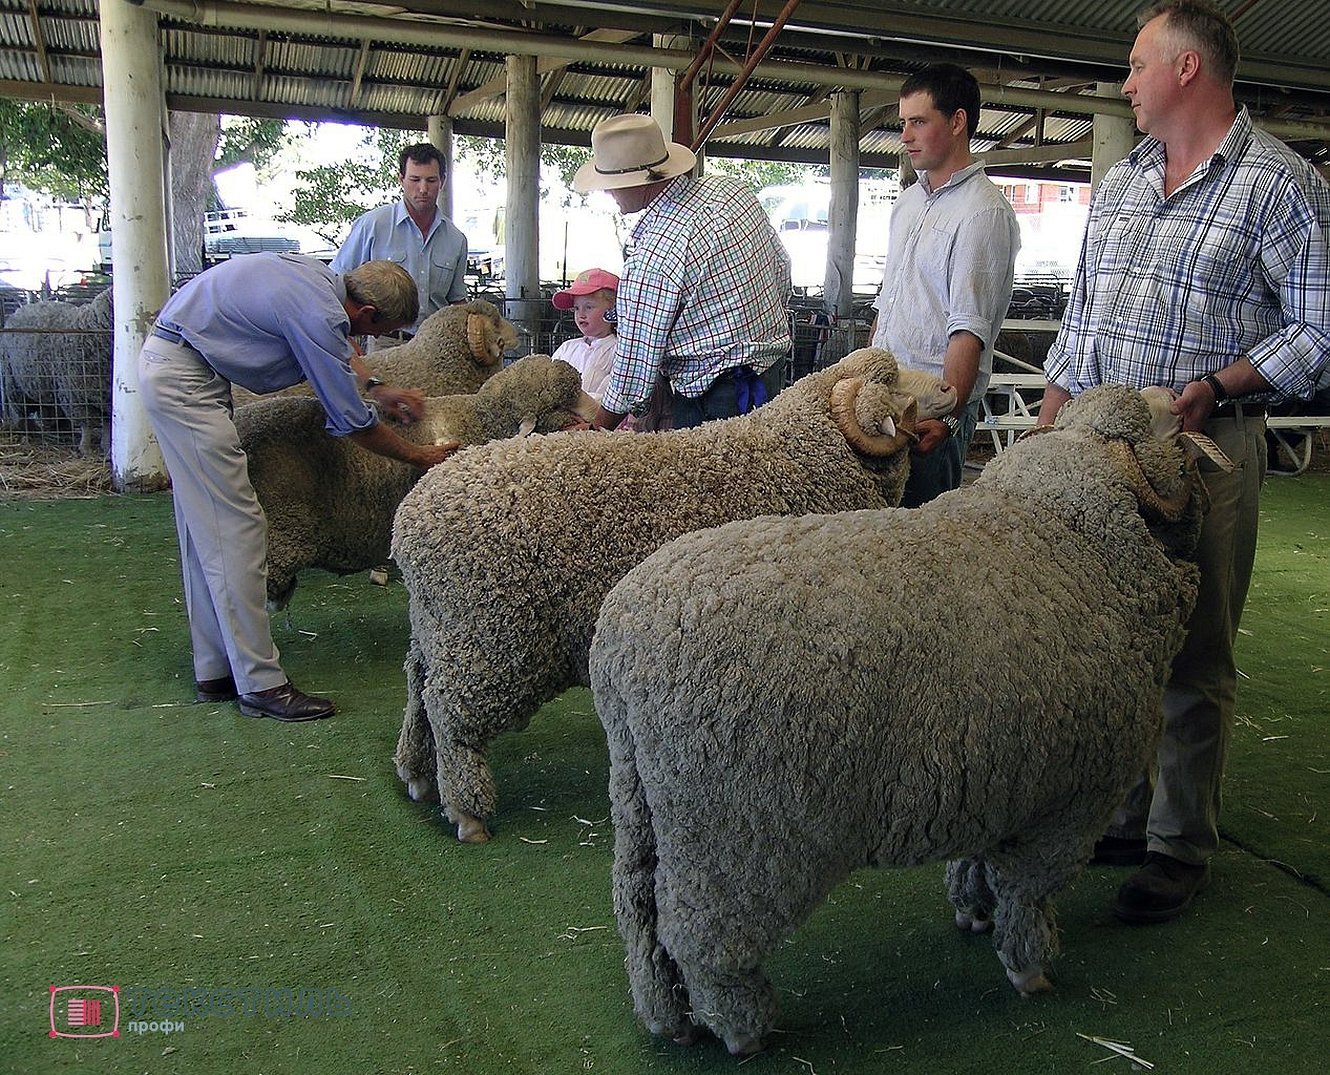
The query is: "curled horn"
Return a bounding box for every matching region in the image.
[467,314,502,365]
[1180,431,1235,472]
[1105,439,1192,522]
[831,376,914,456]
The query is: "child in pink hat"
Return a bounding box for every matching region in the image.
[551,268,619,402]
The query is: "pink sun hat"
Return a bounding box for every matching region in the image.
[552,268,620,310]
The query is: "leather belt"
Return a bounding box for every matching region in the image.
[1211,401,1267,418]
[151,324,187,345]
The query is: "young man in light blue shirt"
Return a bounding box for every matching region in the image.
[871,63,1020,507]
[332,143,469,347]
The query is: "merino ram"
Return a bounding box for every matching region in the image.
[237,354,598,608]
[391,347,956,842]
[587,383,1232,1055]
[231,299,517,407]
[0,288,113,455]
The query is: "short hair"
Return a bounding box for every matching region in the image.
[398,142,446,179]
[344,260,420,327]
[899,63,982,140]
[1138,1,1240,85]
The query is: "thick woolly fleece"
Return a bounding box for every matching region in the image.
[237,355,591,608]
[588,384,1206,1055]
[364,299,516,397]
[390,348,945,840]
[1,288,113,455]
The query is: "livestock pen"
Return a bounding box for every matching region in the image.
[1,470,1326,1074]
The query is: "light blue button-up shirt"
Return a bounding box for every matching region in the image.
[157,253,375,436]
[872,162,1020,405]
[331,199,469,333]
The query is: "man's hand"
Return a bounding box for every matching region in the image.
[371,385,426,424]
[415,440,461,467]
[591,404,626,431]
[912,417,948,456]
[1174,379,1217,433]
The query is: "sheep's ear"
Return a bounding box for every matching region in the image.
[1179,432,1235,472]
[831,376,915,456]
[515,416,537,438]
[1105,439,1191,522]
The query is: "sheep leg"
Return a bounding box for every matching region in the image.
[945,856,995,933]
[667,957,776,1057]
[606,718,693,1044]
[427,722,497,843]
[984,841,1085,996]
[394,637,440,803]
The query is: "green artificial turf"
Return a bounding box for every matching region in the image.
[1,481,1327,1075]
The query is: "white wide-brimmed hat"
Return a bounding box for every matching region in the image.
[573,114,697,193]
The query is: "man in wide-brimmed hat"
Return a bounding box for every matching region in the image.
[575,113,792,430]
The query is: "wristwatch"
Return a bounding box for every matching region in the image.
[939,414,961,438]
[1201,372,1229,403]
[364,376,387,392]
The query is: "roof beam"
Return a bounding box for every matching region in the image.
[25,0,52,85]
[447,27,641,114]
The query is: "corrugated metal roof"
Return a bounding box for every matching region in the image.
[2,0,1328,173]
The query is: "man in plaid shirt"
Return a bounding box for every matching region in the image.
[1040,0,1330,923]
[574,114,792,429]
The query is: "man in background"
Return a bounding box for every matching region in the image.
[870,62,1020,507]
[577,114,792,430]
[333,143,469,350]
[1039,0,1330,922]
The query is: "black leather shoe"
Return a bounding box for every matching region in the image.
[196,675,238,703]
[1112,852,1209,924]
[237,682,335,722]
[1091,835,1148,867]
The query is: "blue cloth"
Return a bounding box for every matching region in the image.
[331,199,469,333]
[733,365,768,414]
[155,252,375,437]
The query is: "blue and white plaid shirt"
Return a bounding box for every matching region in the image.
[1045,108,1330,401]
[602,175,792,414]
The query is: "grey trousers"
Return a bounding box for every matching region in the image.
[1107,407,1268,864]
[138,336,287,694]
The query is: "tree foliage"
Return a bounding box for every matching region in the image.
[0,99,108,214]
[216,116,289,171]
[705,156,812,190]
[281,126,410,242]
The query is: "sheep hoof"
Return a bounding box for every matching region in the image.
[723,1031,766,1057]
[455,815,491,843]
[954,909,993,933]
[669,1025,702,1047]
[404,776,440,803]
[1007,966,1052,996]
